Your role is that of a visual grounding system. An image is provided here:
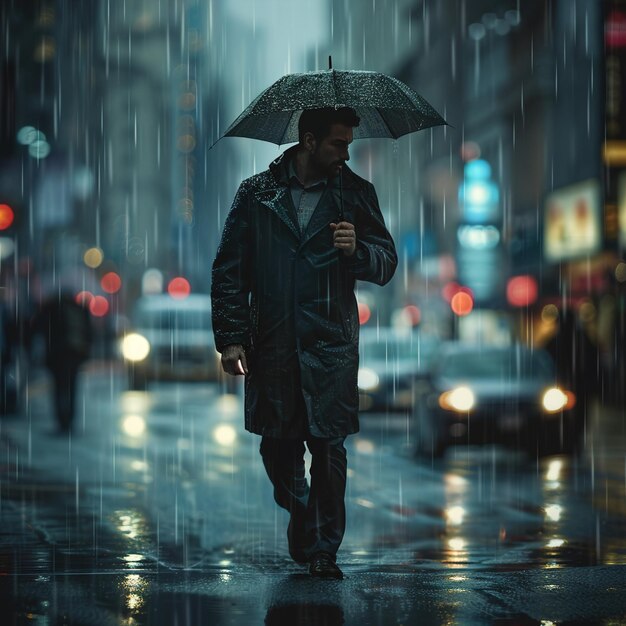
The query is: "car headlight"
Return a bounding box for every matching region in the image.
[358,368,379,391]
[439,386,475,412]
[542,387,575,413]
[121,333,151,362]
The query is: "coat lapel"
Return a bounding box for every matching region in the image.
[300,185,339,246]
[255,187,301,241]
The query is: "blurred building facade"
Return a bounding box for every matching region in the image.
[331,0,610,341]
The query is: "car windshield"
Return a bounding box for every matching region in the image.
[138,309,211,331]
[361,335,434,364]
[439,348,553,380]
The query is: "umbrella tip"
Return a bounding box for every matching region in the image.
[328,55,332,70]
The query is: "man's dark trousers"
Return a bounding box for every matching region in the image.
[259,408,348,562]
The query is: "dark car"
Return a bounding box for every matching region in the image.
[412,342,583,458]
[358,327,438,412]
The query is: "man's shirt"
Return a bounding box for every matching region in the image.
[288,159,326,235]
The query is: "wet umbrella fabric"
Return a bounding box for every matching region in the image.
[220,69,447,145]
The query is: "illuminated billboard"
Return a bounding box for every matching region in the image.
[543,179,602,262]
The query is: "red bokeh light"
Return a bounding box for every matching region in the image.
[358,302,371,325]
[100,271,122,294]
[507,275,539,307]
[75,291,94,306]
[0,204,15,230]
[451,291,474,316]
[168,277,191,299]
[89,295,109,317]
[403,305,421,326]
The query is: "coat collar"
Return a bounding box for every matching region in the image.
[268,145,360,191]
[257,146,358,244]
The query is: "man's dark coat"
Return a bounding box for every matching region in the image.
[211,147,397,438]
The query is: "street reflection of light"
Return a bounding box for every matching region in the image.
[448,538,465,551]
[547,538,565,548]
[123,554,144,568]
[127,593,142,611]
[544,504,562,522]
[219,573,232,583]
[446,506,466,526]
[121,574,148,613]
[355,498,375,509]
[213,424,237,446]
[117,513,144,540]
[216,394,240,414]
[448,575,467,582]
[122,415,146,437]
[355,438,375,454]
[546,460,563,482]
[121,392,151,413]
[541,621,557,626]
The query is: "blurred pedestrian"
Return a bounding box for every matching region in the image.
[31,290,93,433]
[212,107,397,579]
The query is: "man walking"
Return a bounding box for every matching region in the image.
[211,107,397,578]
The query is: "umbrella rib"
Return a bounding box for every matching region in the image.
[375,108,400,139]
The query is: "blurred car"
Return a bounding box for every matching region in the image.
[120,294,221,388]
[358,327,438,412]
[412,342,582,458]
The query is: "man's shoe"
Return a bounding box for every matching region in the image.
[309,552,343,579]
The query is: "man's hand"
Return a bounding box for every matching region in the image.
[221,344,248,376]
[330,221,356,256]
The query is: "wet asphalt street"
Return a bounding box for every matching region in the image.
[1,362,626,625]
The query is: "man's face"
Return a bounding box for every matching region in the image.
[311,123,353,177]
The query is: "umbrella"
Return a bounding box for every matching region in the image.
[217,58,448,146]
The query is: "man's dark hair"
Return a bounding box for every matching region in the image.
[298,107,360,144]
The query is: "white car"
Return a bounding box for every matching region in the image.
[121,294,221,388]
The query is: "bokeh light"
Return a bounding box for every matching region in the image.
[89,295,110,317]
[168,277,191,299]
[451,291,474,316]
[84,247,104,268]
[358,302,371,325]
[101,271,122,294]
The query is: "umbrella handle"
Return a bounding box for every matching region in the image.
[338,167,344,221]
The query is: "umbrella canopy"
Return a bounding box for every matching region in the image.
[220,69,447,145]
